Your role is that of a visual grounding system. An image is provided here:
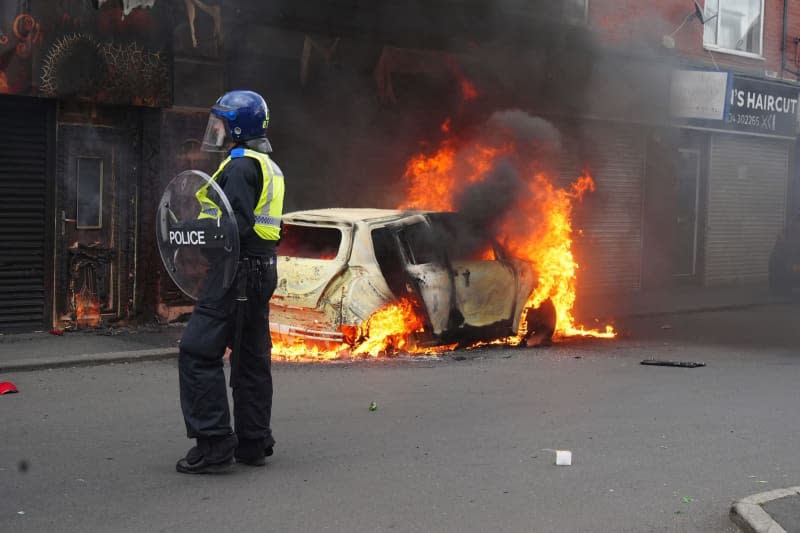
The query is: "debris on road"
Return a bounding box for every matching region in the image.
[543,449,573,466]
[681,496,695,504]
[48,329,64,336]
[640,360,706,368]
[369,401,377,412]
[555,450,572,466]
[0,381,18,395]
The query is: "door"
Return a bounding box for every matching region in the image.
[425,213,516,327]
[450,256,516,328]
[56,125,136,327]
[388,216,454,336]
[674,149,701,278]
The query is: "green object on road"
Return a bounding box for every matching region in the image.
[369,401,377,411]
[682,497,694,504]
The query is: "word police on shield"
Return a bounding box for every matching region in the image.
[169,229,207,246]
[156,170,240,301]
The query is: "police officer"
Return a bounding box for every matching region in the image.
[176,90,285,474]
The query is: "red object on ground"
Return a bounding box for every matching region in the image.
[0,382,18,395]
[49,329,64,336]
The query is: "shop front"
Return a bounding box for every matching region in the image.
[668,71,799,286]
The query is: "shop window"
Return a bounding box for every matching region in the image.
[564,0,588,25]
[703,0,764,57]
[76,157,103,229]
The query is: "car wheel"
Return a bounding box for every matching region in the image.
[523,299,556,347]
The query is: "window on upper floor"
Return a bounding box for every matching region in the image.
[703,0,764,57]
[564,0,589,25]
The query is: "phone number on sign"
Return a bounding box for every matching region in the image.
[726,113,763,127]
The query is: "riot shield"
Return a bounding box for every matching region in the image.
[156,170,240,301]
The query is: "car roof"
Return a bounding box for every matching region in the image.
[284,208,430,225]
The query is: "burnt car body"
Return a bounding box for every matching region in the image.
[768,214,800,295]
[270,209,555,349]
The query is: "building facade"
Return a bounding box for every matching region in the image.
[0,0,175,332]
[1,0,798,333]
[589,0,800,290]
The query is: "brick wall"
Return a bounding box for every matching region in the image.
[589,0,799,80]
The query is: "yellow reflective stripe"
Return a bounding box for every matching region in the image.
[195,157,231,220]
[236,148,285,241]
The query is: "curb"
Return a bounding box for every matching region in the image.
[623,300,779,319]
[0,298,790,373]
[584,298,783,323]
[730,487,800,533]
[0,348,179,373]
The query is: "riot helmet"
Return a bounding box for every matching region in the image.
[202,90,272,153]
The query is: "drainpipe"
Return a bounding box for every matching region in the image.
[782,0,800,78]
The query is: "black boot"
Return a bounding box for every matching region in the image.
[176,434,238,474]
[235,438,274,466]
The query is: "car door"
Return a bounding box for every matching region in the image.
[386,216,454,336]
[450,251,516,327]
[426,214,516,327]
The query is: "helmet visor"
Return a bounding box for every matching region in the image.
[201,114,229,152]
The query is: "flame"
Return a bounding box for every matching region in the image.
[400,139,512,212]
[271,299,454,362]
[74,293,101,328]
[269,110,614,361]
[400,119,615,340]
[271,340,350,362]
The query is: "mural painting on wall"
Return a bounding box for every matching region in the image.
[173,0,223,59]
[0,0,171,106]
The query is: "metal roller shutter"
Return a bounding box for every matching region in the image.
[561,122,644,291]
[0,98,50,331]
[705,134,789,285]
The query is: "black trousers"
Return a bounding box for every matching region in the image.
[178,257,277,445]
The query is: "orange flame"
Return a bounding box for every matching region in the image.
[400,119,615,340]
[75,293,101,328]
[270,112,614,362]
[271,299,454,362]
[352,299,424,356]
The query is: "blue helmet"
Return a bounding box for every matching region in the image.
[202,90,271,152]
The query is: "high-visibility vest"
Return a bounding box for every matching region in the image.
[196,147,285,241]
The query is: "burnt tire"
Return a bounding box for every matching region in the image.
[523,299,556,347]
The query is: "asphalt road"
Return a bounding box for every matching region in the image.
[2,303,799,533]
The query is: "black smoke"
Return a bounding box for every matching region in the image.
[450,110,563,248]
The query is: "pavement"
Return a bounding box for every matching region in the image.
[732,489,800,533]
[0,282,797,532]
[0,324,184,373]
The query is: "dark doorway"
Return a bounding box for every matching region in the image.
[674,149,701,278]
[643,130,708,288]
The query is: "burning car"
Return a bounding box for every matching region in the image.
[270,208,556,355]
